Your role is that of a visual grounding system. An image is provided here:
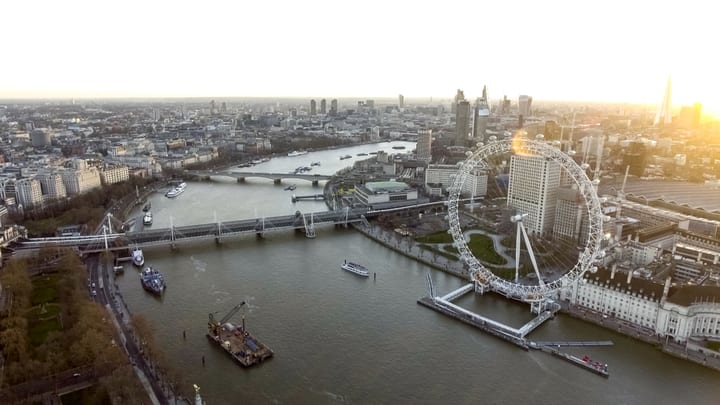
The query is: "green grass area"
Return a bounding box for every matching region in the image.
[467,234,507,265]
[499,236,550,254]
[418,244,459,262]
[31,273,62,306]
[415,231,454,244]
[27,303,62,346]
[443,245,458,254]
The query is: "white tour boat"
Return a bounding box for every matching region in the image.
[341,261,369,277]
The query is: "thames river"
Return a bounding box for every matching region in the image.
[114,141,720,404]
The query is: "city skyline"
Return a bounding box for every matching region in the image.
[2,1,718,116]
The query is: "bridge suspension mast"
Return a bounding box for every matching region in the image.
[214,211,222,243]
[170,216,176,249]
[102,225,109,252]
[303,213,316,239]
[106,213,113,234]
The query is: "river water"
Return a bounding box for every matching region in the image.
[115,141,720,404]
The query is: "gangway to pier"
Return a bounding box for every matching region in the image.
[440,283,475,302]
[531,340,614,347]
[517,309,556,337]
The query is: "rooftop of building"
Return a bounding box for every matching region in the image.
[584,267,665,301]
[667,285,720,306]
[601,179,720,214]
[364,181,411,193]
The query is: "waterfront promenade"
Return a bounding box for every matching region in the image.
[352,222,469,281]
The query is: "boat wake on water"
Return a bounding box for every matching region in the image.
[209,286,231,304]
[190,256,207,272]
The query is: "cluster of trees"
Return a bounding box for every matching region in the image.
[0,252,128,391]
[15,177,154,237]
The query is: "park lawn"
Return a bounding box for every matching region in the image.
[27,303,63,346]
[467,234,507,265]
[31,273,62,306]
[418,244,459,261]
[415,231,454,244]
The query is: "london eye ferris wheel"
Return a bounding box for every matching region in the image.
[446,137,607,303]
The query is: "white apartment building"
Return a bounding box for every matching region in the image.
[15,178,43,208]
[658,287,720,343]
[37,172,68,199]
[507,154,560,235]
[564,267,720,344]
[101,165,130,185]
[107,156,161,176]
[61,167,101,195]
[425,164,487,197]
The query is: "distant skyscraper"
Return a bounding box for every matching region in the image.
[310,99,317,115]
[455,100,471,146]
[473,85,490,141]
[320,99,327,114]
[451,89,465,114]
[330,99,338,116]
[398,94,404,109]
[654,76,672,126]
[210,100,216,116]
[518,95,532,118]
[678,102,702,128]
[416,129,432,162]
[507,154,561,235]
[502,95,511,115]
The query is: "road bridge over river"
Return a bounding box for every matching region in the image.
[187,170,332,185]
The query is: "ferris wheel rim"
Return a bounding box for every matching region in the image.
[446,138,604,300]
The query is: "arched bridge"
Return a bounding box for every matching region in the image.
[187,170,332,185]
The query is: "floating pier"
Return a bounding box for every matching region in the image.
[539,346,610,377]
[291,194,325,203]
[417,296,529,349]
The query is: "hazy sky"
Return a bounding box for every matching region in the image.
[2,1,717,114]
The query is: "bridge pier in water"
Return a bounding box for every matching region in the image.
[273,178,282,185]
[236,177,245,183]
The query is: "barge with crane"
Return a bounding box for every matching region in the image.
[206,302,274,367]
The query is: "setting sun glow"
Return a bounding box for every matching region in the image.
[1,0,717,116]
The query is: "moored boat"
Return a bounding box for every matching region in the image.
[166,182,187,198]
[207,302,274,367]
[132,248,145,267]
[141,266,166,296]
[341,260,369,277]
[339,154,352,160]
[284,184,297,191]
[287,150,308,157]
